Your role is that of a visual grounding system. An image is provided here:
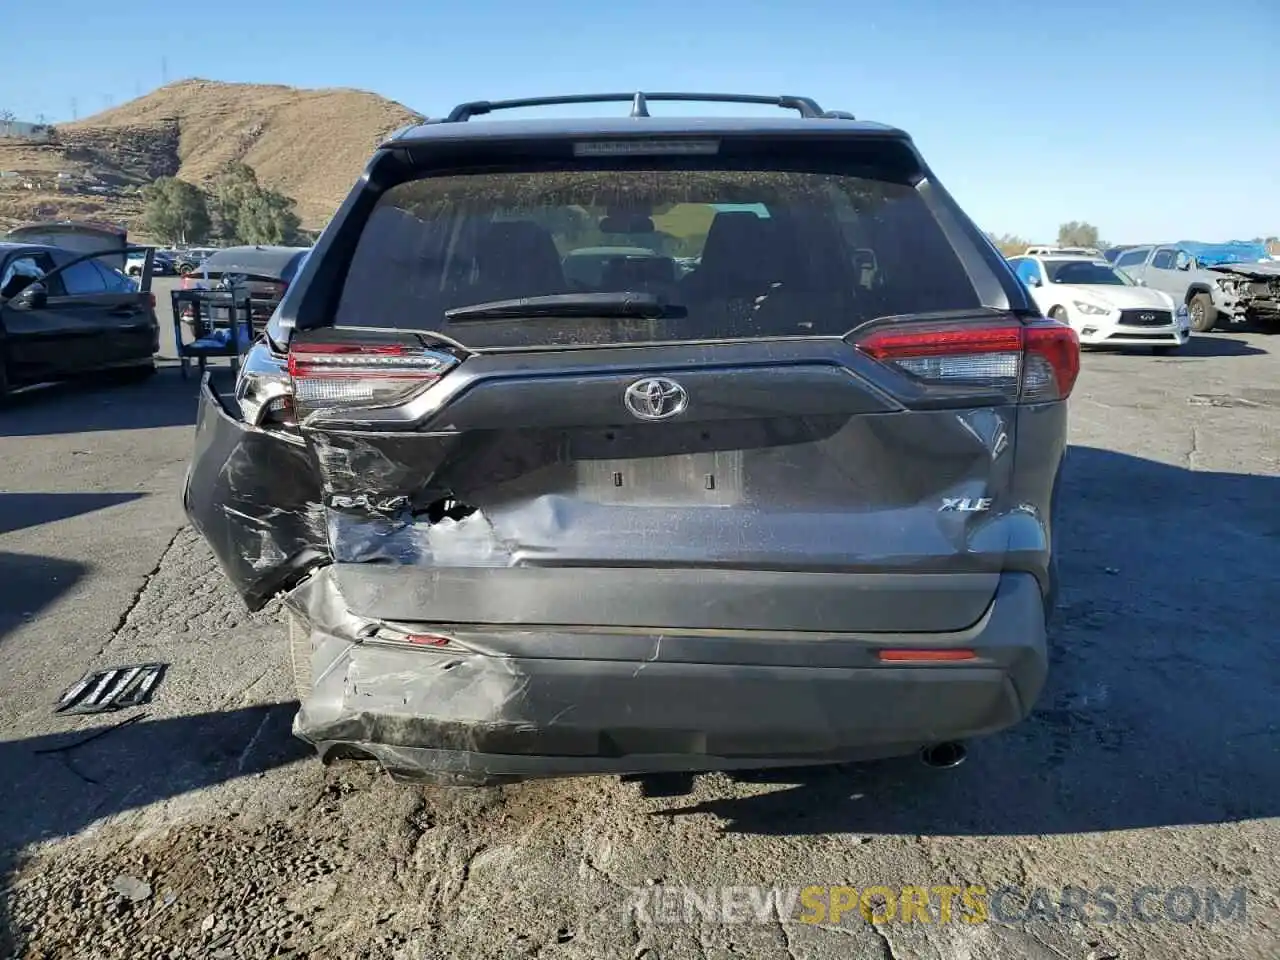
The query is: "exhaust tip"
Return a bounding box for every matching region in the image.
[920,741,967,769]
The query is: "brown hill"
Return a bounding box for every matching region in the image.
[0,79,422,236]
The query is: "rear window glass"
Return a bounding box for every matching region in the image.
[333,160,981,346]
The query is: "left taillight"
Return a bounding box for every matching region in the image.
[286,342,457,418]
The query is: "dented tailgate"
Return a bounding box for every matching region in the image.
[292,333,1027,634]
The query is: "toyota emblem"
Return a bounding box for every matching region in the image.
[624,377,688,421]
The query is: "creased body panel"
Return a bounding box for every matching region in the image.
[298,350,1045,633]
[183,378,329,609]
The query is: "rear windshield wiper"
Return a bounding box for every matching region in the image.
[444,292,686,323]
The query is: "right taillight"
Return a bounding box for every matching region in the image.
[855,317,1079,403]
[1022,320,1081,400]
[286,341,457,418]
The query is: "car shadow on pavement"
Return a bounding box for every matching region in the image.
[0,551,90,644]
[1186,333,1270,356]
[0,492,147,537]
[656,443,1280,836]
[0,703,309,954]
[1161,334,1264,358]
[1086,335,1266,359]
[0,703,309,857]
[0,366,235,437]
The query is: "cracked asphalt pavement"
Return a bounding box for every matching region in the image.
[1,304,1277,959]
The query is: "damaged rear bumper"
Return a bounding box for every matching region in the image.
[287,570,1048,785]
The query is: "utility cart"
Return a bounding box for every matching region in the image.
[171,286,252,379]
[171,285,284,378]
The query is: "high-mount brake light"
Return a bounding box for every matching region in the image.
[572,139,720,157]
[286,342,457,416]
[855,318,1079,402]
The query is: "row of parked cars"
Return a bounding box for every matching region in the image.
[125,245,219,278]
[0,218,309,395]
[1004,241,1280,354]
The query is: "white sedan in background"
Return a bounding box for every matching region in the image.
[1008,254,1191,353]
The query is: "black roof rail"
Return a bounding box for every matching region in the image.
[443,92,853,123]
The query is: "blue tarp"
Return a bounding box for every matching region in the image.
[1175,240,1269,267]
[189,325,253,351]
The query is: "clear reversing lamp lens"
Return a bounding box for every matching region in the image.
[893,352,1021,383]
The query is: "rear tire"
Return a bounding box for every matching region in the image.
[1188,293,1217,333]
[288,611,314,702]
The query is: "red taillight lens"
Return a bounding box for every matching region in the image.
[855,318,1079,402]
[148,292,156,309]
[1023,320,1080,399]
[287,341,457,417]
[406,633,452,647]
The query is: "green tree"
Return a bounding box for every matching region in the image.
[142,176,211,244]
[210,162,301,245]
[209,162,257,239]
[986,232,1030,257]
[1057,221,1100,248]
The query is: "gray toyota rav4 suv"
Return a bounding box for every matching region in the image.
[184,92,1078,785]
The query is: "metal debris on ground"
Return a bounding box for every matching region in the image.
[1186,394,1261,408]
[53,663,166,715]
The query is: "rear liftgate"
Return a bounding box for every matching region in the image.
[284,314,1078,638]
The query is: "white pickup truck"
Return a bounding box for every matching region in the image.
[1111,244,1278,332]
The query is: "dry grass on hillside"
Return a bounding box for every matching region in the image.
[0,79,422,233]
[68,80,421,226]
[0,140,70,175]
[0,191,143,227]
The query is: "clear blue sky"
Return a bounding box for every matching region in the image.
[3,0,1276,243]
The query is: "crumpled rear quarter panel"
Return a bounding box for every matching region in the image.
[183,378,329,609]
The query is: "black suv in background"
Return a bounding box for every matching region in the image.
[185,93,1078,785]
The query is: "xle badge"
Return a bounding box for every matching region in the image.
[939,497,992,513]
